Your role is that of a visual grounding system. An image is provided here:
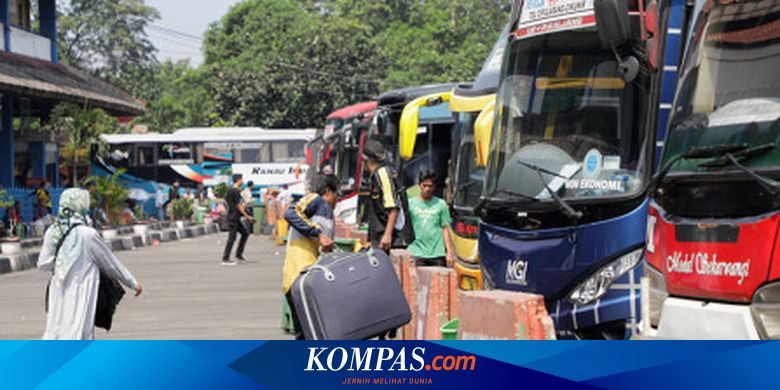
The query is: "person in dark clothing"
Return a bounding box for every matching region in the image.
[162,181,181,219]
[362,140,413,253]
[221,174,255,265]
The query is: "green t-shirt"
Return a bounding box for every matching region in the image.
[408,196,451,259]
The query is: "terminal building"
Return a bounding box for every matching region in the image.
[0,0,143,220]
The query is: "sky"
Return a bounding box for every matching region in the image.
[144,0,242,67]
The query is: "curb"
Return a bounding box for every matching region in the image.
[0,223,221,276]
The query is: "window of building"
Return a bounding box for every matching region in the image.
[10,0,32,30]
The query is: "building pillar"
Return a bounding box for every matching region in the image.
[30,141,45,178]
[38,0,57,63]
[0,95,14,187]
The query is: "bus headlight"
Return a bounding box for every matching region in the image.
[752,283,780,340]
[568,249,643,306]
[645,263,668,328]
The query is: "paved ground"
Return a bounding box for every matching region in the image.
[0,233,292,340]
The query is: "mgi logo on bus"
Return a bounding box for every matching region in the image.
[506,258,528,286]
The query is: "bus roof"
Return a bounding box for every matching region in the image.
[377,83,468,108]
[102,128,316,144]
[326,101,377,121]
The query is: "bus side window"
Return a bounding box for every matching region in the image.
[193,143,204,164]
[137,146,155,166]
[273,142,306,163]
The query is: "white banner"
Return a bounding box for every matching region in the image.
[516,0,596,40]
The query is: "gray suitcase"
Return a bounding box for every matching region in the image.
[290,249,411,340]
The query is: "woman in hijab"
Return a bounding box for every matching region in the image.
[37,188,143,340]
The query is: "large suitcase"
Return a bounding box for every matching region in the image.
[290,249,411,340]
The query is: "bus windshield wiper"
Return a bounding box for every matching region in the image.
[474,188,537,216]
[649,143,750,192]
[516,160,570,179]
[527,164,583,220]
[697,143,780,195]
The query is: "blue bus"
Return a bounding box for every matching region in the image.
[476,0,685,339]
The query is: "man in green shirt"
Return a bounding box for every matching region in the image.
[408,169,455,267]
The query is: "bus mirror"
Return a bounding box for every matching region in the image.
[594,0,631,49]
[399,92,451,160]
[474,98,496,168]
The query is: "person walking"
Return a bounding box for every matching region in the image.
[408,169,455,267]
[155,184,166,221]
[361,140,414,253]
[221,174,254,265]
[282,174,338,339]
[163,181,181,218]
[37,188,142,340]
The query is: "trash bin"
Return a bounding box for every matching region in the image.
[282,298,294,334]
[253,205,266,235]
[276,218,288,246]
[334,238,359,253]
[196,207,206,225]
[440,319,459,340]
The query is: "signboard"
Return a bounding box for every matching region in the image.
[515,0,596,40]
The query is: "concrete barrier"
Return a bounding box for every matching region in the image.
[458,290,556,340]
[415,267,454,340]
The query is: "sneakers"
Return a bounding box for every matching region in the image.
[221,260,238,266]
[236,256,249,264]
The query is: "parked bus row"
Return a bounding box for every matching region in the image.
[95,0,780,340]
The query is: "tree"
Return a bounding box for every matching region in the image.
[46,103,118,186]
[134,60,217,133]
[57,0,160,98]
[203,0,385,128]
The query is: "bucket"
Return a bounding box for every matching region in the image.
[440,319,459,340]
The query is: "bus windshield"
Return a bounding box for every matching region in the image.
[453,112,483,208]
[661,0,780,173]
[484,31,647,203]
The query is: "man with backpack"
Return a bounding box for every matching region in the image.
[361,140,414,253]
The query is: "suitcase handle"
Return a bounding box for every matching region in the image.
[308,249,382,283]
[307,265,336,282]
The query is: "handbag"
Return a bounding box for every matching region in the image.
[45,224,126,331]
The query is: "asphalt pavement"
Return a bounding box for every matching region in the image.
[0,232,291,340]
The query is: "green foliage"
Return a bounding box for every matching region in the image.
[214,183,229,199]
[58,0,160,98]
[133,60,218,133]
[46,103,118,185]
[203,0,384,128]
[172,198,194,221]
[56,0,510,130]
[87,169,130,227]
[0,189,13,210]
[134,204,145,222]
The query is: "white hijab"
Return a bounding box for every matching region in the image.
[49,189,91,281]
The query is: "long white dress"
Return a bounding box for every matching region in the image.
[37,226,139,340]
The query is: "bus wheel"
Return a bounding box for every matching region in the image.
[574,320,627,340]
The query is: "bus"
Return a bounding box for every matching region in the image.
[645,0,780,339]
[476,0,683,339]
[94,127,314,214]
[399,26,508,291]
[307,102,377,224]
[374,83,463,195]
